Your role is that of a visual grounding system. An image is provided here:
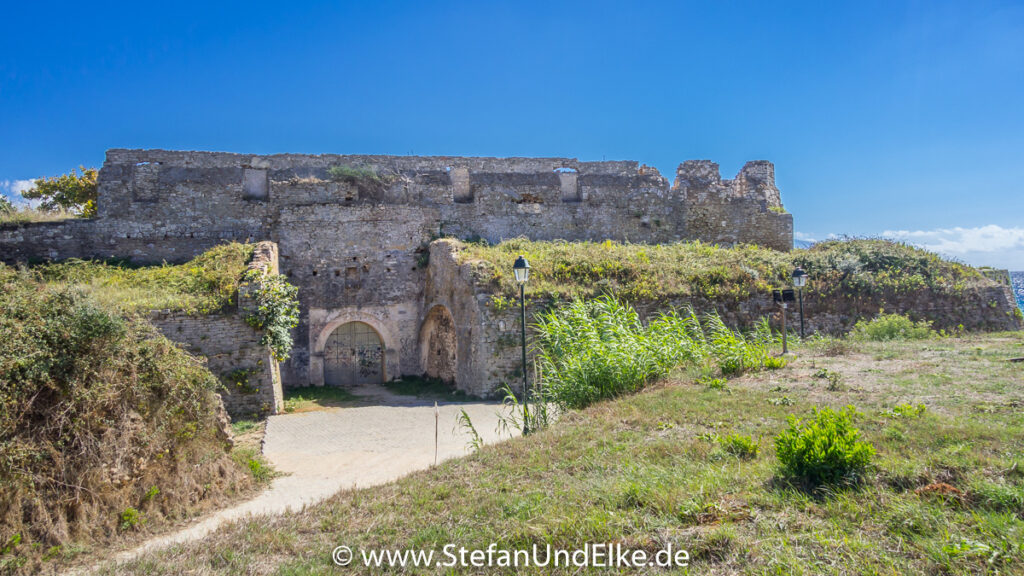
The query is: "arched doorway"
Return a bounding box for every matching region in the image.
[323,321,384,387]
[420,306,457,384]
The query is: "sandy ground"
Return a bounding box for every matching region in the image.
[110,386,514,563]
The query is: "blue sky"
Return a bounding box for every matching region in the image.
[2,1,1023,268]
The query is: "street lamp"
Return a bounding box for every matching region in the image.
[792,267,807,339]
[513,255,531,435]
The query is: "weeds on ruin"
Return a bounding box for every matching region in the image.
[241,270,300,361]
[457,237,990,305]
[30,242,255,314]
[327,165,391,184]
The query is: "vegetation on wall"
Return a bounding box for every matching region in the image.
[29,242,255,314]
[241,270,300,361]
[18,166,99,217]
[455,237,987,303]
[327,165,393,185]
[0,267,255,574]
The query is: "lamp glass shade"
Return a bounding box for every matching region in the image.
[513,255,530,284]
[792,267,807,288]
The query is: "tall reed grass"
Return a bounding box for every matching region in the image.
[533,296,783,411]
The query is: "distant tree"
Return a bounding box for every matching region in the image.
[21,166,99,217]
[0,194,12,214]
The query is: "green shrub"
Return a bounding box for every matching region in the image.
[718,434,760,459]
[119,508,143,531]
[532,296,780,411]
[774,406,875,485]
[813,368,844,390]
[242,270,300,361]
[852,312,934,341]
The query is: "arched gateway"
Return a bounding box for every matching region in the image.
[322,321,384,386]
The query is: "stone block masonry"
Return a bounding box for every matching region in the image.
[149,310,282,418]
[0,149,793,396]
[149,241,284,418]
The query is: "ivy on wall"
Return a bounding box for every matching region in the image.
[241,269,300,361]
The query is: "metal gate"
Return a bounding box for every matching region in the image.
[323,322,384,386]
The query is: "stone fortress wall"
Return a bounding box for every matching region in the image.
[149,242,284,418]
[0,149,794,400]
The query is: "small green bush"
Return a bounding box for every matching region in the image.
[813,367,844,390]
[119,507,143,531]
[852,312,934,341]
[718,434,760,459]
[775,406,875,485]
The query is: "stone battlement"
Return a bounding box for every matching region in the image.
[0,148,794,394]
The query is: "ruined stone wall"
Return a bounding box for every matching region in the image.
[0,148,793,391]
[428,238,1022,398]
[149,242,284,418]
[149,311,283,418]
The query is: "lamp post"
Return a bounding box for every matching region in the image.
[792,267,807,339]
[512,255,531,435]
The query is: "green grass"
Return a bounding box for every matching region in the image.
[455,237,988,302]
[384,376,477,401]
[25,242,255,314]
[230,419,259,436]
[282,386,360,413]
[101,332,1024,575]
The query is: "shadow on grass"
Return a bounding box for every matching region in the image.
[283,386,360,413]
[384,375,479,402]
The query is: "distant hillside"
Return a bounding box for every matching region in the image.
[1013,271,1024,311]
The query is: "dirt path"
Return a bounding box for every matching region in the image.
[111,388,514,563]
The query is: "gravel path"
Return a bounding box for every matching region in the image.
[113,388,514,562]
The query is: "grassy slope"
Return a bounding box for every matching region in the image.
[456,238,989,302]
[0,244,264,575]
[105,332,1024,575]
[28,242,255,314]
